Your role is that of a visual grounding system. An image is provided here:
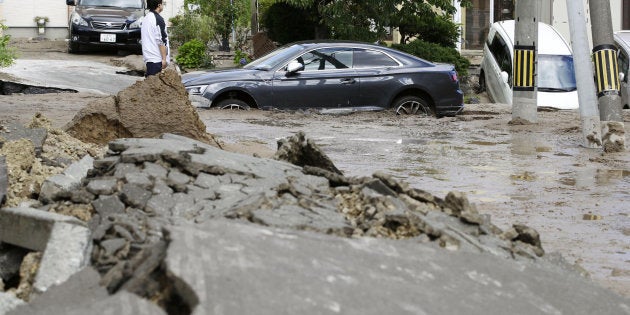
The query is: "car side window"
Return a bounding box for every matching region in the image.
[297,48,353,71]
[489,35,512,86]
[353,49,399,68]
[618,48,629,83]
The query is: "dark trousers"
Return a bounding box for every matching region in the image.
[145,62,162,76]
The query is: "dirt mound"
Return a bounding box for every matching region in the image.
[64,69,220,147]
[0,115,105,207]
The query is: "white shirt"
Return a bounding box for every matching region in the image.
[141,10,170,64]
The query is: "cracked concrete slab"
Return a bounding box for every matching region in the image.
[165,219,630,315]
[0,207,91,297]
[8,267,165,315]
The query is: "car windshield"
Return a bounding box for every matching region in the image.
[537,55,577,92]
[79,0,143,8]
[244,44,306,71]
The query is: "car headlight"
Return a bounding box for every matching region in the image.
[129,16,143,29]
[70,12,89,26]
[186,85,208,95]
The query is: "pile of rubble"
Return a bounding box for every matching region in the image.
[1,70,628,315]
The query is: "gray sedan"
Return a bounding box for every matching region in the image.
[182,41,464,117]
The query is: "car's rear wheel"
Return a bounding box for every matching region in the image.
[215,98,250,110]
[392,96,432,116]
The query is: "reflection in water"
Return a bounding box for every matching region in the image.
[557,169,630,187]
[511,134,541,155]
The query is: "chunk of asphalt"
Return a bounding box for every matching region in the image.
[39,155,94,203]
[0,207,92,296]
[0,122,47,156]
[0,292,24,315]
[7,267,165,315]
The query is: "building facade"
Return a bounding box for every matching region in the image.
[458,0,626,50]
[0,0,184,39]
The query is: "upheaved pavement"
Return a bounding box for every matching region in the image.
[4,133,629,315]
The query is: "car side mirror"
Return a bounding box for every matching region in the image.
[66,0,76,5]
[286,61,303,73]
[500,71,509,84]
[619,72,625,83]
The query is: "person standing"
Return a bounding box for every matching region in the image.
[141,0,170,76]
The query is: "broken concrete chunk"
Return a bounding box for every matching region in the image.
[34,222,92,294]
[274,131,342,175]
[0,207,85,252]
[39,155,94,204]
[86,178,118,196]
[0,292,25,315]
[0,122,47,157]
[119,183,151,209]
[0,207,91,299]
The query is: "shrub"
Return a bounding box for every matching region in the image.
[392,40,470,76]
[175,39,213,69]
[233,50,251,66]
[0,23,17,67]
[169,13,215,50]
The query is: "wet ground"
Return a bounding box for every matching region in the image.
[199,106,630,297]
[1,38,628,297]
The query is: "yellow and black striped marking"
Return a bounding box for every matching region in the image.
[593,44,620,97]
[513,45,536,91]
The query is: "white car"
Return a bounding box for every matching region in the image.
[614,30,630,109]
[480,20,578,109]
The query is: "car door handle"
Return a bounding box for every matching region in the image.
[340,78,356,84]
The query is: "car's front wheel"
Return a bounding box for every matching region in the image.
[215,99,250,110]
[68,41,81,54]
[392,96,432,116]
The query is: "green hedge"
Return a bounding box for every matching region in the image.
[392,40,470,77]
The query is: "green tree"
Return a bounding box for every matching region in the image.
[0,23,17,67]
[184,0,251,51]
[169,12,216,49]
[278,0,471,45]
[262,2,320,44]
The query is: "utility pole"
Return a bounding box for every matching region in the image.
[512,0,538,124]
[589,0,626,152]
[567,0,602,148]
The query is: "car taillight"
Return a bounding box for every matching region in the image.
[449,70,458,82]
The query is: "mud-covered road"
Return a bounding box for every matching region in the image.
[1,39,629,297]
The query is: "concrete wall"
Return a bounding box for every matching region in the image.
[0,0,69,28]
[0,0,186,39]
[552,0,622,49]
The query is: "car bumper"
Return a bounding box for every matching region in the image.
[69,26,141,51]
[436,89,464,116]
